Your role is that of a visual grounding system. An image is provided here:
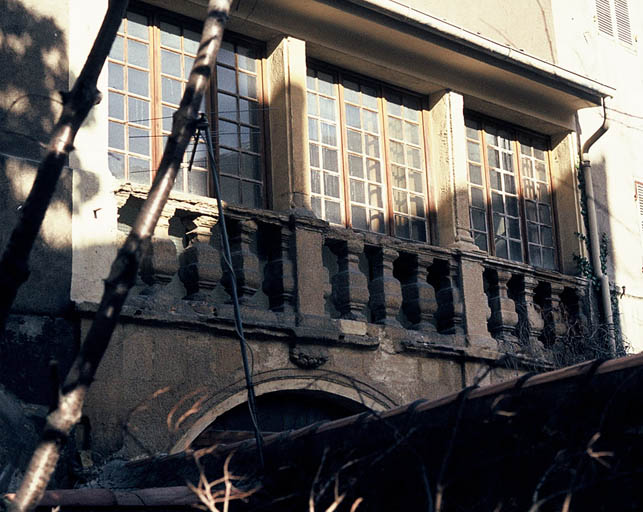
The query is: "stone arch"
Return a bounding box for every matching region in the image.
[170,372,396,454]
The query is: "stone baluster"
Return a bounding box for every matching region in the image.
[522,276,546,352]
[179,215,221,301]
[434,259,464,336]
[264,224,296,313]
[368,246,402,326]
[139,237,179,296]
[543,282,567,346]
[486,269,519,344]
[401,253,437,332]
[226,219,262,305]
[331,237,369,321]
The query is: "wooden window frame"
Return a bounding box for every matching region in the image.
[307,60,433,243]
[107,3,269,207]
[465,112,560,270]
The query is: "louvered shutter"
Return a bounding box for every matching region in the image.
[596,0,614,36]
[614,0,632,45]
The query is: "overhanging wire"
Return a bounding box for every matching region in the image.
[190,112,265,468]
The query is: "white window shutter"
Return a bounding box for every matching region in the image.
[596,0,614,36]
[636,182,643,235]
[614,0,632,45]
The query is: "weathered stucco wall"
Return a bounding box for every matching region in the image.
[551,0,643,352]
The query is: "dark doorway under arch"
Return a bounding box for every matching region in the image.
[192,390,369,448]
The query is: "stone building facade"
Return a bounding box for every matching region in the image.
[2,0,634,463]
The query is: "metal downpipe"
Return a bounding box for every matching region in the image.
[580,99,615,356]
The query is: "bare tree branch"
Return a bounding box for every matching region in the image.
[0,0,129,332]
[4,2,233,511]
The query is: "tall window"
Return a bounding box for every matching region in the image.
[307,65,430,242]
[466,116,557,270]
[107,10,265,208]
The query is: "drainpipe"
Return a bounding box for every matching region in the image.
[580,98,615,356]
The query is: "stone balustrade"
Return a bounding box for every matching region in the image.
[114,185,593,364]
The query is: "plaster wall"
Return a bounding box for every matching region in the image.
[551,0,643,351]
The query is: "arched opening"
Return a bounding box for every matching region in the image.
[191,390,369,448]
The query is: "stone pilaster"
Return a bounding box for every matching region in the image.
[266,36,310,211]
[458,251,496,348]
[428,90,476,250]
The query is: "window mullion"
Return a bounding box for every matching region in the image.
[336,75,351,228]
[514,136,529,264]
[150,15,162,180]
[479,126,495,257]
[380,88,394,237]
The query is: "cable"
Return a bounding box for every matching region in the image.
[191,112,265,468]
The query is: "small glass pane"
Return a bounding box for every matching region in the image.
[343,80,360,103]
[494,214,505,236]
[509,241,523,262]
[529,245,542,268]
[128,97,149,126]
[409,171,423,193]
[352,206,368,230]
[535,161,547,180]
[221,175,240,204]
[395,215,410,239]
[502,152,514,172]
[488,148,499,168]
[371,211,385,234]
[162,77,182,105]
[386,91,402,116]
[128,39,148,68]
[311,169,321,194]
[346,104,361,128]
[347,130,362,153]
[217,41,235,66]
[324,174,340,198]
[506,196,519,217]
[127,12,149,41]
[129,126,149,156]
[392,165,406,188]
[321,122,337,146]
[308,118,318,142]
[405,122,420,145]
[394,190,407,213]
[471,209,487,231]
[474,232,488,252]
[369,184,383,208]
[128,156,150,183]
[218,120,238,148]
[242,181,262,208]
[184,29,200,54]
[363,110,379,133]
[411,219,426,242]
[362,86,378,109]
[317,72,334,96]
[237,45,256,72]
[367,160,381,182]
[217,66,236,93]
[467,141,481,162]
[410,196,425,217]
[188,170,208,196]
[109,92,124,120]
[220,148,239,175]
[309,144,320,168]
[541,226,553,246]
[489,170,502,190]
[319,97,336,121]
[348,155,363,178]
[543,248,555,269]
[238,72,257,99]
[388,117,403,139]
[218,92,237,120]
[389,141,404,165]
[108,122,124,150]
[350,179,365,203]
[183,55,195,79]
[110,36,124,60]
[403,97,420,121]
[539,204,552,225]
[526,200,537,221]
[326,201,342,224]
[160,22,181,49]
[307,92,318,116]
[128,68,149,96]
[508,218,520,239]
[161,49,181,76]
[406,147,421,169]
[364,134,379,158]
[108,62,124,89]
[241,154,261,180]
[322,148,338,172]
[162,106,175,132]
[495,238,508,259]
[528,222,539,243]
[523,180,536,200]
[491,192,504,213]
[470,187,485,209]
[239,99,259,126]
[311,197,322,218]
[504,174,516,194]
[468,164,482,185]
[108,151,125,179]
